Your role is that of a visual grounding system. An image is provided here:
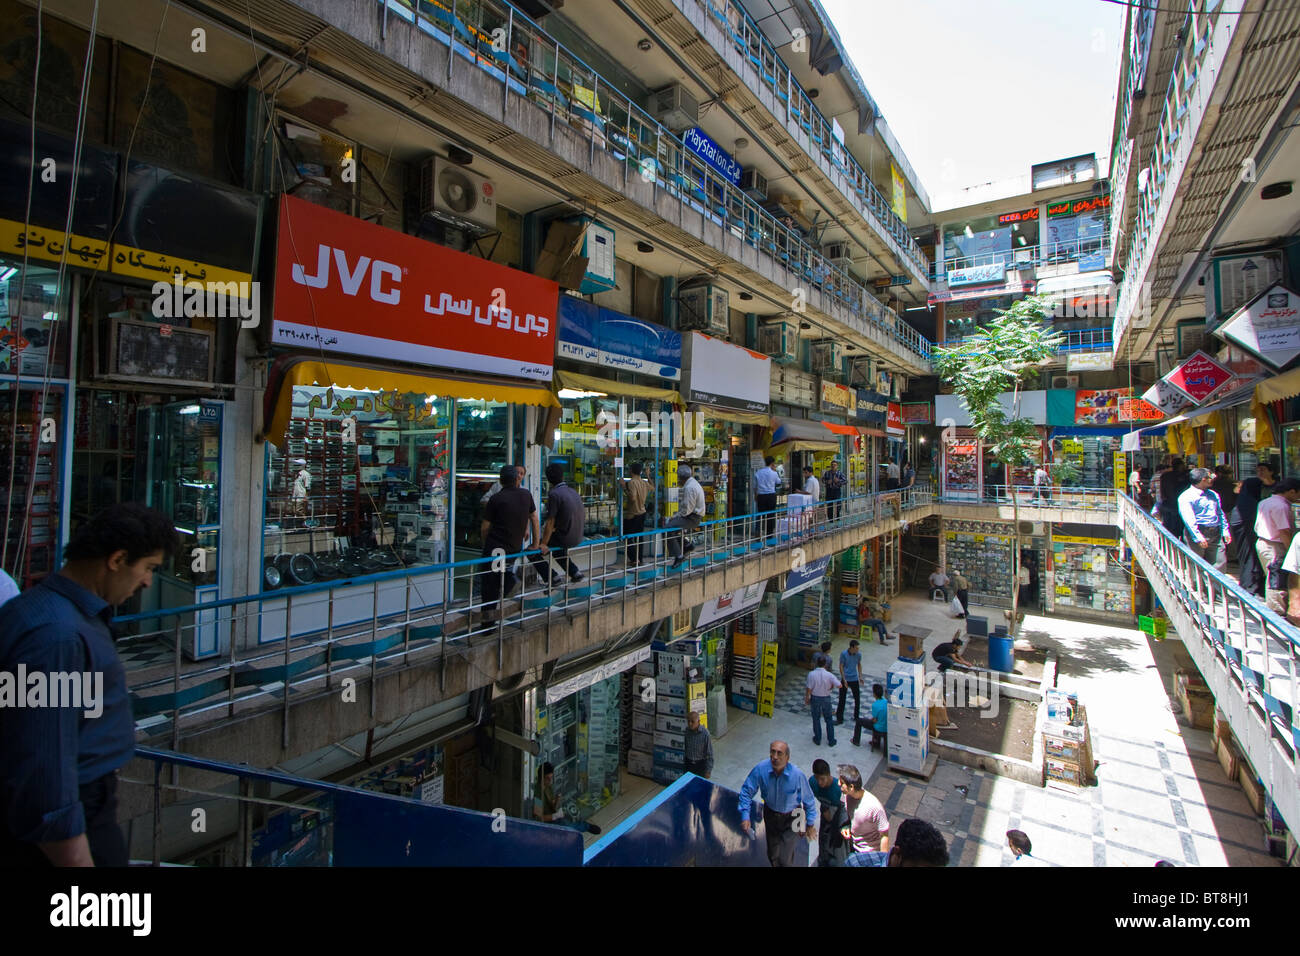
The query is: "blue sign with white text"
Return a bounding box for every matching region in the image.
[557,297,682,380]
[681,127,742,186]
[783,556,831,598]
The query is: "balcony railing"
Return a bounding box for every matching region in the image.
[933,239,1111,281]
[1118,492,1298,834]
[119,484,935,734]
[694,0,928,273]
[377,0,933,365]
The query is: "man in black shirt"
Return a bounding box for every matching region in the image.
[1159,458,1191,537]
[931,635,976,673]
[538,462,586,585]
[480,465,539,623]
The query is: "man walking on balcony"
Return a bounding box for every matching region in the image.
[620,461,652,568]
[823,458,847,521]
[1179,467,1231,571]
[481,465,540,623]
[754,456,780,539]
[537,462,586,586]
[1255,478,1300,616]
[0,503,176,867]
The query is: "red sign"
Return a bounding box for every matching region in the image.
[900,402,932,425]
[1118,398,1164,422]
[886,402,904,436]
[1165,350,1232,403]
[1047,194,1112,218]
[998,208,1039,224]
[272,195,558,380]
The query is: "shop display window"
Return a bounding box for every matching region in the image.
[1051,536,1131,615]
[1051,436,1119,489]
[943,440,979,499]
[454,399,512,554]
[943,215,1038,272]
[0,258,68,378]
[263,385,452,589]
[943,520,1013,601]
[0,385,64,588]
[137,400,223,587]
[72,390,143,526]
[535,675,622,824]
[1283,424,1300,483]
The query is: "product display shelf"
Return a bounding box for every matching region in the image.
[796,580,828,666]
[944,528,1014,601]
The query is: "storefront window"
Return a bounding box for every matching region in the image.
[1044,195,1110,268]
[551,394,626,538]
[1051,534,1131,615]
[943,294,1014,343]
[943,440,979,499]
[1051,435,1120,488]
[72,390,143,527]
[263,386,452,588]
[536,674,622,824]
[0,384,64,588]
[455,399,511,554]
[1282,423,1300,482]
[943,212,1039,272]
[943,519,1013,602]
[0,257,68,377]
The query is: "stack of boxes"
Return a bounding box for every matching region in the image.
[583,677,621,805]
[797,580,828,667]
[628,658,656,779]
[649,651,708,784]
[757,641,778,717]
[661,458,678,519]
[1042,689,1093,786]
[730,629,759,713]
[837,548,862,634]
[886,656,929,772]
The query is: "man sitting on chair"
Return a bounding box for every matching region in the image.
[928,566,950,601]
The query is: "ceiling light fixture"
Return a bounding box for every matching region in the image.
[637,38,652,51]
[636,240,654,254]
[739,291,753,301]
[735,137,749,150]
[1261,181,1292,200]
[799,321,812,330]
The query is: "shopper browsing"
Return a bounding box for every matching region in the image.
[822,459,847,520]
[536,462,587,585]
[1255,477,1300,615]
[1178,467,1231,571]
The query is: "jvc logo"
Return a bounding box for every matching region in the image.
[291,244,402,304]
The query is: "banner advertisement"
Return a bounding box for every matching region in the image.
[684,332,771,412]
[272,195,559,380]
[886,403,904,436]
[900,403,932,425]
[1075,388,1131,426]
[557,297,681,379]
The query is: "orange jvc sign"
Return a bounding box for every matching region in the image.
[271,195,558,380]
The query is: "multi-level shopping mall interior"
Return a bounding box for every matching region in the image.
[0,0,1298,879]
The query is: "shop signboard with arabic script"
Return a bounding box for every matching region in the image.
[271,195,558,380]
[1214,284,1300,369]
[1165,350,1233,403]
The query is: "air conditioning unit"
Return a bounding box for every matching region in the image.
[740,168,768,202]
[567,218,617,295]
[1019,521,1045,536]
[678,284,730,337]
[756,319,798,364]
[1051,374,1079,389]
[649,84,699,133]
[823,241,853,272]
[849,355,874,386]
[811,340,844,377]
[418,157,497,232]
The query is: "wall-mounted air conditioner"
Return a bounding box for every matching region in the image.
[567,218,617,294]
[1051,374,1079,389]
[649,84,699,133]
[1019,521,1045,536]
[678,284,730,337]
[757,319,798,364]
[740,168,768,202]
[418,156,497,232]
[811,340,844,377]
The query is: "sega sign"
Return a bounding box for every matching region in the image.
[682,127,742,186]
[946,262,1006,288]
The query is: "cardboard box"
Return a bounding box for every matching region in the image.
[1215,734,1239,781]
[653,746,685,767]
[632,731,655,753]
[635,661,654,677]
[1176,672,1214,730]
[688,681,707,702]
[627,750,654,777]
[1043,732,1082,763]
[656,696,688,717]
[897,633,925,662]
[656,714,687,734]
[1046,758,1085,785]
[888,704,930,734]
[657,654,686,678]
[656,677,686,699]
[733,633,758,657]
[886,661,925,708]
[654,730,685,751]
[1238,765,1265,815]
[652,766,683,785]
[632,712,654,734]
[730,693,758,713]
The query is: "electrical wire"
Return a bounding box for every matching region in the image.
[1096,0,1289,13]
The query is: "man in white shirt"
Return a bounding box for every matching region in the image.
[928,567,950,601]
[804,657,842,747]
[801,465,820,502]
[668,465,706,569]
[0,568,19,606]
[1255,478,1299,615]
[1282,528,1300,627]
[1032,464,1051,502]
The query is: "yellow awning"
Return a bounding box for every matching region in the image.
[264,359,558,446]
[690,404,770,426]
[1256,367,1300,404]
[555,369,681,404]
[768,439,840,453]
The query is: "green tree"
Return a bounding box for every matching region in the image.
[933,295,1064,632]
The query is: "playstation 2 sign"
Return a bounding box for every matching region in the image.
[681,127,742,186]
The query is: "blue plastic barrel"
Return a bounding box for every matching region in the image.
[988,635,1014,673]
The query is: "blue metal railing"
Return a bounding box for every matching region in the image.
[131,746,582,866]
[1118,492,1299,833]
[933,239,1112,281]
[376,0,934,364]
[121,483,935,729]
